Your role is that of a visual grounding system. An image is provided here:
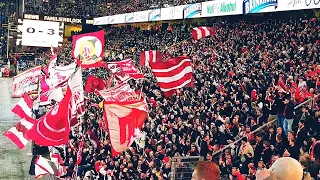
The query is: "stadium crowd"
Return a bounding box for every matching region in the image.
[29,12,320,180]
[24,0,205,17]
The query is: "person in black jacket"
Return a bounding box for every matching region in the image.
[296,120,308,149]
[283,97,295,135]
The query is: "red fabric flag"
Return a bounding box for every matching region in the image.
[85,75,106,93]
[140,50,162,66]
[72,30,105,68]
[107,59,144,81]
[3,117,36,149]
[191,26,216,40]
[104,100,148,156]
[26,67,83,147]
[27,85,72,146]
[150,56,194,97]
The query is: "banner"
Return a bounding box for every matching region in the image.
[134,10,150,22]
[242,0,278,14]
[148,9,161,21]
[160,7,176,20]
[125,13,134,23]
[72,30,105,68]
[183,3,202,19]
[277,0,320,12]
[12,66,42,98]
[201,0,242,17]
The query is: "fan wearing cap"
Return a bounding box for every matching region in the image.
[255,157,311,180]
[192,161,220,180]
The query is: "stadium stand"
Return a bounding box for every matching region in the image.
[22,11,320,180]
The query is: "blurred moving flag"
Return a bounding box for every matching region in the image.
[191,26,216,40]
[140,50,162,67]
[150,56,194,97]
[72,30,105,68]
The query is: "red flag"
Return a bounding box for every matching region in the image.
[69,68,85,127]
[27,85,72,146]
[140,50,162,66]
[72,30,105,68]
[3,117,36,149]
[85,75,106,93]
[26,67,83,147]
[191,26,216,40]
[107,59,144,81]
[76,136,85,165]
[104,99,148,156]
[150,56,194,97]
[11,93,34,121]
[96,82,140,102]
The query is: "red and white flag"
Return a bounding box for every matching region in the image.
[76,136,85,165]
[11,93,34,122]
[104,99,148,156]
[26,69,81,146]
[50,150,67,177]
[96,82,140,102]
[40,86,64,106]
[72,30,105,68]
[150,56,193,97]
[140,50,162,66]
[191,27,216,40]
[4,93,36,149]
[34,155,58,178]
[107,59,144,81]
[12,66,42,98]
[69,68,85,126]
[3,117,36,149]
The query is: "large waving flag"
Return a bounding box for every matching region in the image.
[103,98,148,156]
[150,56,194,97]
[191,26,216,40]
[26,68,84,146]
[140,50,162,67]
[99,82,148,156]
[72,30,105,68]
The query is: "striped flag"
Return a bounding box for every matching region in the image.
[3,93,36,149]
[34,155,58,178]
[3,118,36,149]
[140,50,162,66]
[150,56,193,97]
[191,26,216,40]
[11,93,34,121]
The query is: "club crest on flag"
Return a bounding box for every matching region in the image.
[74,36,102,61]
[72,30,105,68]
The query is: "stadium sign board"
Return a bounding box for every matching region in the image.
[24,14,93,24]
[94,0,320,25]
[201,0,242,17]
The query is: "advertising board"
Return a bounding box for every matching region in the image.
[201,0,242,17]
